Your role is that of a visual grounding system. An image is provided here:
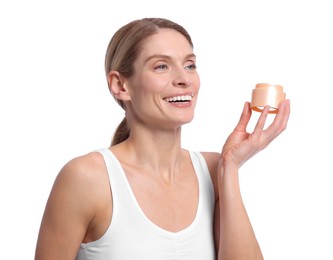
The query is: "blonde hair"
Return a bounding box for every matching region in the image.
[105,18,193,146]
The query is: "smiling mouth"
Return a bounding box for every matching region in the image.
[163,93,194,103]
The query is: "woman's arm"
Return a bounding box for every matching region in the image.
[34,153,109,260]
[217,100,290,260]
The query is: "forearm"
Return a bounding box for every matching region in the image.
[217,162,263,260]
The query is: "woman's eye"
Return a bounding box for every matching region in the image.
[186,63,197,70]
[155,64,168,70]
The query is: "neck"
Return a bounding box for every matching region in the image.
[112,125,186,182]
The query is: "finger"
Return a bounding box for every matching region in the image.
[275,99,290,128]
[265,99,290,137]
[252,105,270,136]
[234,102,252,132]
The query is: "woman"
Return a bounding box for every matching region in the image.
[35,18,290,260]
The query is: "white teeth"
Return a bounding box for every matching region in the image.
[164,94,193,102]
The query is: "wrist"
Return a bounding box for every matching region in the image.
[218,158,239,181]
[219,152,239,171]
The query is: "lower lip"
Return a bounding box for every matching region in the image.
[165,101,192,108]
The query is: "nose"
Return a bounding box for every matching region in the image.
[172,68,192,88]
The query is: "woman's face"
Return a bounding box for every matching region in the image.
[125,29,200,129]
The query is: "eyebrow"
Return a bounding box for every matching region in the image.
[144,53,196,64]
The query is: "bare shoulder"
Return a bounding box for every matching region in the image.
[54,151,108,197]
[200,151,220,175]
[58,151,107,184]
[200,151,221,198]
[54,151,112,214]
[35,151,110,259]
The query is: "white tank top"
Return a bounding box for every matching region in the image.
[76,148,216,260]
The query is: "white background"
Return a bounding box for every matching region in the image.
[1,0,332,259]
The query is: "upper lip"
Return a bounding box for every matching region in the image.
[163,92,194,100]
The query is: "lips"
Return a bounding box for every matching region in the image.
[163,93,194,103]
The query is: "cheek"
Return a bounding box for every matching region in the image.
[128,78,164,109]
[141,78,170,98]
[134,73,168,91]
[194,74,200,91]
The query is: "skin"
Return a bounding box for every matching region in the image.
[35,29,290,260]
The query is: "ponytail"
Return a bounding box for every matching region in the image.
[111,117,130,146]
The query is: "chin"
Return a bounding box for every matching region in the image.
[177,115,195,125]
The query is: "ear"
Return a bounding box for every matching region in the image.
[107,71,131,101]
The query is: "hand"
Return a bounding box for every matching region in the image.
[221,100,290,169]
